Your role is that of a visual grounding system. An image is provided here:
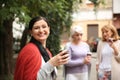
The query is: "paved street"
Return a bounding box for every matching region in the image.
[89,53,97,80]
[56,53,97,80]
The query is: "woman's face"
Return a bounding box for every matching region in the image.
[30,20,50,43]
[102,29,113,41]
[72,32,82,42]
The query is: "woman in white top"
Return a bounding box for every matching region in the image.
[96,24,120,80]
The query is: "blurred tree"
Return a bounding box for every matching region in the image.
[0,0,24,79]
[0,0,82,79]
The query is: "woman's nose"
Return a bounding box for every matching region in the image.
[38,27,44,32]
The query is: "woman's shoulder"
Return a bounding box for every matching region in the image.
[23,42,38,49]
[64,42,71,49]
[66,42,71,46]
[20,43,39,55]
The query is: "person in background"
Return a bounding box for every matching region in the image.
[14,16,69,80]
[64,25,92,80]
[96,24,120,80]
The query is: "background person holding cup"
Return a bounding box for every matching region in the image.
[64,25,92,80]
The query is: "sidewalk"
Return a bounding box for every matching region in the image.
[56,53,97,80]
[90,53,97,80]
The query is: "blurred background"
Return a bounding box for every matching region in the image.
[0,0,120,80]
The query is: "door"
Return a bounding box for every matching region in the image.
[87,24,98,40]
[87,24,98,52]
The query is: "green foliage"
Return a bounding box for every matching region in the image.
[89,0,105,11]
[0,0,83,78]
[0,0,79,55]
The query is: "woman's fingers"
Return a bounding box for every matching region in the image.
[58,53,69,64]
[49,50,69,66]
[59,50,68,56]
[61,53,69,59]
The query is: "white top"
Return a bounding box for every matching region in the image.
[99,42,113,71]
[37,57,57,80]
[97,40,120,80]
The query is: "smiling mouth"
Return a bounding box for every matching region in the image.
[38,33,45,36]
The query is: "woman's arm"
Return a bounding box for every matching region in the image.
[65,58,85,67]
[112,40,120,63]
[96,41,102,71]
[37,50,69,80]
[37,62,55,80]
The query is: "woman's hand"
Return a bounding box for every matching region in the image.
[84,55,91,64]
[48,50,69,66]
[109,41,119,56]
[96,64,99,71]
[107,38,119,56]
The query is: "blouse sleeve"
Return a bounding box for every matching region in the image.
[37,49,56,80]
[114,40,120,63]
[37,62,55,80]
[65,58,85,67]
[14,44,42,80]
[96,41,102,65]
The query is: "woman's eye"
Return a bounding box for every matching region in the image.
[34,27,39,29]
[42,25,47,28]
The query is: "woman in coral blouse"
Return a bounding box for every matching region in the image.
[14,16,69,80]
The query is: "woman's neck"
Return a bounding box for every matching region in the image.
[40,40,46,48]
[72,40,81,45]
